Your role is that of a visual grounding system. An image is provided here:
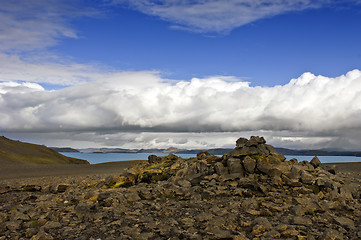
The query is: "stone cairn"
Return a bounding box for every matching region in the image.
[113,136,358,199]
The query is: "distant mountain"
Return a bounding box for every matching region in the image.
[78,148,138,153]
[66,145,361,157]
[275,147,361,157]
[206,148,233,155]
[163,147,184,153]
[50,147,79,152]
[137,148,164,153]
[0,136,89,165]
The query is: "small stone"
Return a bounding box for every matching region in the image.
[97,192,110,201]
[125,192,141,202]
[44,221,62,230]
[293,216,312,225]
[197,151,210,160]
[148,154,159,163]
[56,184,68,193]
[246,209,261,216]
[104,175,116,186]
[75,202,97,218]
[251,217,272,235]
[177,179,191,188]
[21,185,41,192]
[276,224,288,232]
[290,166,303,180]
[253,217,272,230]
[213,230,233,239]
[334,216,355,230]
[233,232,249,240]
[289,158,298,164]
[290,205,305,216]
[322,229,344,240]
[25,228,38,238]
[30,230,54,240]
[5,221,21,231]
[300,171,314,184]
[310,156,321,168]
[282,229,299,237]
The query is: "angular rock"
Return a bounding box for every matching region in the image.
[56,184,68,193]
[236,137,248,148]
[197,151,210,160]
[215,162,228,175]
[290,165,303,180]
[243,156,256,174]
[257,144,270,155]
[334,216,355,230]
[322,229,345,240]
[310,156,321,168]
[293,216,312,225]
[227,158,244,175]
[125,192,141,202]
[30,230,54,240]
[43,221,62,230]
[148,154,160,164]
[300,171,314,184]
[246,136,266,146]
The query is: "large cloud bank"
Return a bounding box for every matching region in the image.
[1,70,361,149]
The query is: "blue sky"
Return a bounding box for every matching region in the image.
[54,2,361,86]
[1,0,361,150]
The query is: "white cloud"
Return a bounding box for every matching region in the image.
[1,1,361,150]
[112,0,327,33]
[2,69,361,149]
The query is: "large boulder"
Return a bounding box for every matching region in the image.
[227,158,245,176]
[243,156,256,174]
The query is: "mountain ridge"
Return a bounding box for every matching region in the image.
[55,145,361,157]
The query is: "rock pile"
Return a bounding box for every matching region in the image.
[0,136,360,239]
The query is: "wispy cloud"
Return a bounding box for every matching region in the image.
[0,0,96,52]
[0,0,103,85]
[112,0,327,33]
[2,70,361,149]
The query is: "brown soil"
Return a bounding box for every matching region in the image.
[0,160,144,187]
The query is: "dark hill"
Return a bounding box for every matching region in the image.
[50,147,79,153]
[0,136,89,165]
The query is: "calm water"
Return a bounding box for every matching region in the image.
[62,152,197,164]
[61,152,361,165]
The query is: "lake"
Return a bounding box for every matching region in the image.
[61,152,361,165]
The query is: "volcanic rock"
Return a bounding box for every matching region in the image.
[1,136,360,239]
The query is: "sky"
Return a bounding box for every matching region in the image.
[1,0,361,150]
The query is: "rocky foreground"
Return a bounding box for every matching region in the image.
[1,137,361,240]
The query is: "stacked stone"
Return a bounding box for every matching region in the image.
[215,136,286,179]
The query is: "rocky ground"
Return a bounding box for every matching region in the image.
[0,136,360,240]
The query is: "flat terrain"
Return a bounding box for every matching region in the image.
[0,160,359,181]
[0,161,145,189]
[0,160,142,180]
